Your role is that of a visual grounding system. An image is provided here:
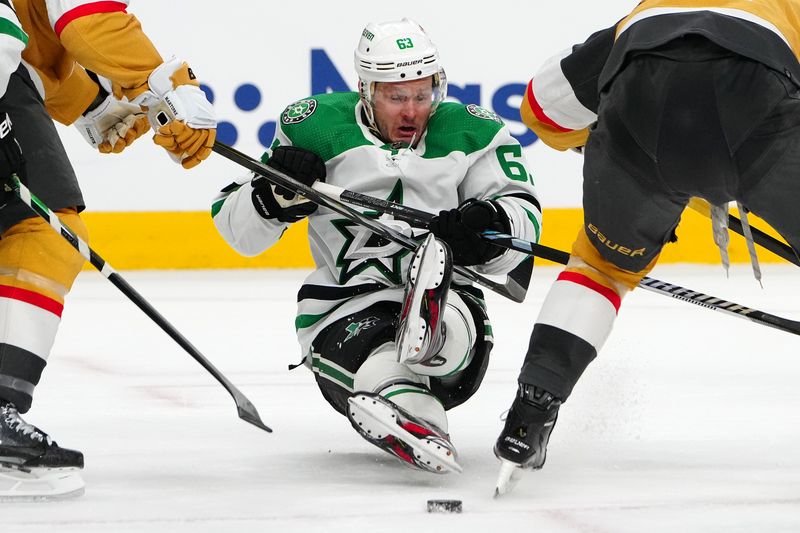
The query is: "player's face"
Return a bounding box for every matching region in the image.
[372,77,434,146]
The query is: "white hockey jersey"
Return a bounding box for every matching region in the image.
[213,92,542,357]
[0,0,26,98]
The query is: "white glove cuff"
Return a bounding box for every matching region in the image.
[133,56,216,131]
[130,56,184,108]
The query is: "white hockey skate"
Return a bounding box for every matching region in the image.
[347,392,462,474]
[396,234,453,366]
[0,402,85,500]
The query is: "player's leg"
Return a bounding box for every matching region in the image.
[349,251,490,473]
[309,300,458,472]
[496,51,696,478]
[1,68,87,500]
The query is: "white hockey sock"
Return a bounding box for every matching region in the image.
[353,345,448,432]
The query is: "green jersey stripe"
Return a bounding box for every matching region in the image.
[295,300,348,330]
[0,18,28,45]
[312,357,354,389]
[522,207,541,242]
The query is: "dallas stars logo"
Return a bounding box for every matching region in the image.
[466,104,503,124]
[282,99,317,124]
[332,219,411,285]
[331,180,418,285]
[343,316,380,343]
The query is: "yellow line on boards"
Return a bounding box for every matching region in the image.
[79,208,790,270]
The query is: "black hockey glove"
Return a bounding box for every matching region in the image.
[0,113,25,208]
[251,145,326,223]
[428,199,510,266]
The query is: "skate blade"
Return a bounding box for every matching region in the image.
[0,465,85,501]
[347,395,462,474]
[494,459,523,498]
[398,235,446,365]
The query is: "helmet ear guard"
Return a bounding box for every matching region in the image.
[354,18,448,132]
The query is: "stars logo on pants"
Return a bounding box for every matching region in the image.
[344,316,381,343]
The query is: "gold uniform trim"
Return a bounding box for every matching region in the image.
[67,208,790,271]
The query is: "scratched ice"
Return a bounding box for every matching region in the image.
[3,264,799,533]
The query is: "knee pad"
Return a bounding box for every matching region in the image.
[354,344,447,431]
[406,292,477,378]
[0,209,87,299]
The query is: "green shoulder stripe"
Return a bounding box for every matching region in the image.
[422,103,505,159]
[277,92,372,162]
[0,17,28,45]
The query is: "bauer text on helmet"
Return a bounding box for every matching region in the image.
[354,18,447,144]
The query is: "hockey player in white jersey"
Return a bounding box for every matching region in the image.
[213,18,541,473]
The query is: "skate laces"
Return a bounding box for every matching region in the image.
[1,405,52,445]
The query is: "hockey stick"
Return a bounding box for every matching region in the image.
[687,198,800,267]
[307,182,800,337]
[6,175,272,433]
[311,181,567,265]
[211,141,531,303]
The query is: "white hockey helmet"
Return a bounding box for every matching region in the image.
[354,18,447,130]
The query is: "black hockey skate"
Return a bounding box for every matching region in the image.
[396,234,453,366]
[493,383,560,497]
[347,392,462,474]
[0,402,85,500]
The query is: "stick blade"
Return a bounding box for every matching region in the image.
[234,395,273,433]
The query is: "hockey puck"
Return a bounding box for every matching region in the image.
[426,499,462,513]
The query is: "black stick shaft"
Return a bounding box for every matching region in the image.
[311,181,800,337]
[212,141,530,302]
[688,199,800,266]
[727,215,800,266]
[11,176,271,433]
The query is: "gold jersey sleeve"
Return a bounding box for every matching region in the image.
[519,92,590,151]
[15,0,162,125]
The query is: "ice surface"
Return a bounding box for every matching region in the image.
[3,264,799,532]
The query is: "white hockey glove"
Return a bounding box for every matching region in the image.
[132,57,216,169]
[74,81,149,154]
